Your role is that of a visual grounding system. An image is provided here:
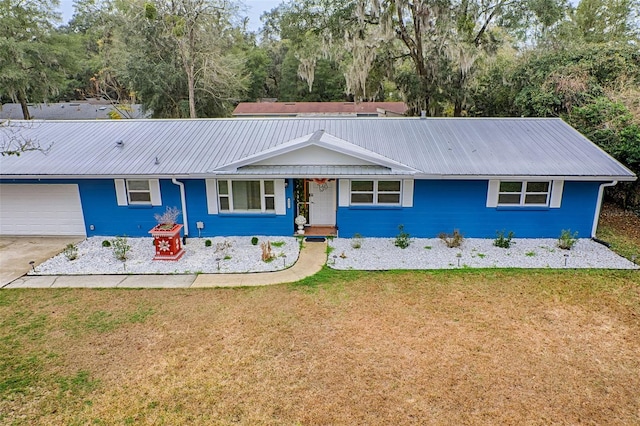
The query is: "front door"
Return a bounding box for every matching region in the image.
[308,180,336,226]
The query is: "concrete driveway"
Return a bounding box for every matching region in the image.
[0,236,84,287]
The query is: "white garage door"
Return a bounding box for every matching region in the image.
[0,184,86,236]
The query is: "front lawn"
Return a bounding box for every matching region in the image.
[1,269,639,425]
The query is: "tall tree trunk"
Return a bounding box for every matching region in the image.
[187,63,197,118]
[17,90,31,120]
[454,100,463,117]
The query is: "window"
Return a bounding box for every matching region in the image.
[218,179,276,213]
[350,180,401,205]
[498,181,550,206]
[126,179,152,204]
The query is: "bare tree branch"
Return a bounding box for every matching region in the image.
[0,120,52,156]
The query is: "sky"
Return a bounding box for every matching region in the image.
[56,0,283,32]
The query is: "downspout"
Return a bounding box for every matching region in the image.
[172,178,189,238]
[591,181,617,238]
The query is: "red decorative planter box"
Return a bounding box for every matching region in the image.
[149,224,185,261]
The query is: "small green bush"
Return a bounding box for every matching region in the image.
[63,243,78,261]
[101,240,111,248]
[494,230,515,248]
[351,233,363,249]
[439,229,464,248]
[205,239,212,247]
[271,241,285,247]
[558,229,578,250]
[394,225,411,249]
[112,236,130,261]
[251,236,259,245]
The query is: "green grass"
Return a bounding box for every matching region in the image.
[57,370,99,397]
[271,241,285,248]
[597,224,640,262]
[0,292,154,412]
[1,270,638,424]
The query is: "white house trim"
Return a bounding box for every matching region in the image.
[205,179,218,214]
[338,179,350,207]
[549,180,564,208]
[149,179,162,206]
[402,179,414,207]
[214,130,418,173]
[114,179,127,206]
[274,179,286,215]
[486,180,499,208]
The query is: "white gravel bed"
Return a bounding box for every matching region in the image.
[30,236,300,275]
[328,238,639,270]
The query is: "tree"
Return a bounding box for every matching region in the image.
[140,0,248,118]
[0,0,79,119]
[265,0,566,115]
[574,0,639,43]
[0,120,50,156]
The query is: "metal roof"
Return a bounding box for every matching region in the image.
[0,102,150,120]
[0,117,636,180]
[232,101,408,116]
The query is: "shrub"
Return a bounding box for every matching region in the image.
[205,239,212,247]
[154,206,181,229]
[112,236,130,261]
[494,230,515,248]
[251,236,259,245]
[394,225,411,249]
[351,233,363,249]
[101,240,111,248]
[63,243,78,261]
[439,229,464,248]
[271,241,285,247]
[558,229,578,250]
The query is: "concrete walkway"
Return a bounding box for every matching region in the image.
[0,236,84,287]
[4,240,327,289]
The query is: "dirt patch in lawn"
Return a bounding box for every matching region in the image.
[600,202,640,242]
[598,202,640,261]
[1,270,639,425]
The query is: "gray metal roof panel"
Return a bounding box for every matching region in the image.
[0,118,635,180]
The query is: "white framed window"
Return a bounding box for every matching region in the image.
[498,181,551,206]
[350,180,401,205]
[217,179,276,213]
[126,179,152,204]
[115,179,161,206]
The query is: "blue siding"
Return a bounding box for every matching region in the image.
[79,179,183,236]
[2,178,599,238]
[337,180,600,238]
[183,179,295,237]
[1,178,295,237]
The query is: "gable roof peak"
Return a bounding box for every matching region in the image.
[214,129,417,173]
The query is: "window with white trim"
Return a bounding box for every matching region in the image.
[218,179,276,213]
[498,181,551,206]
[126,179,152,204]
[350,180,401,205]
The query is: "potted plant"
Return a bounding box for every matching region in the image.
[149,206,185,260]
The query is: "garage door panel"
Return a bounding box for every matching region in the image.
[0,184,86,236]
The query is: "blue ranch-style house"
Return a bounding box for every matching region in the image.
[0,117,636,239]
